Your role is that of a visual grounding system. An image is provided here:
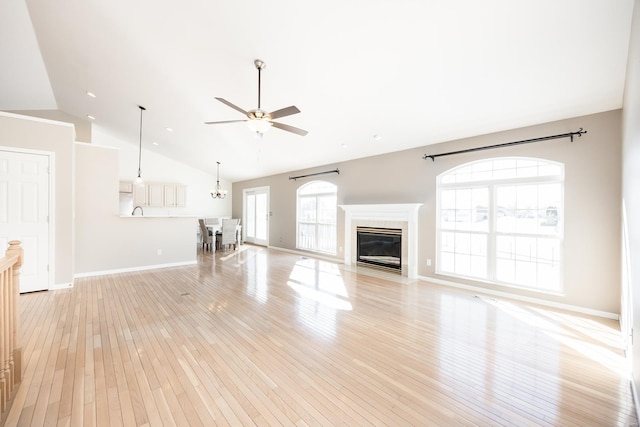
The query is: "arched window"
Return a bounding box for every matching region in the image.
[437,158,564,292]
[297,181,337,254]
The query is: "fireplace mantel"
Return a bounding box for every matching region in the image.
[339,203,422,278]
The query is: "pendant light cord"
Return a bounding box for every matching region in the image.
[137,105,146,177]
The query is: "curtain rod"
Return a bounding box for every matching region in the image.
[289,168,340,181]
[422,128,587,161]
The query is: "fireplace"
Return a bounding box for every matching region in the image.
[357,227,402,272]
[339,204,422,278]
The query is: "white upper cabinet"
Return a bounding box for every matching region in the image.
[124,181,186,208]
[133,182,147,206]
[147,184,164,207]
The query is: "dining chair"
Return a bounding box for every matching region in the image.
[198,218,214,252]
[220,218,240,251]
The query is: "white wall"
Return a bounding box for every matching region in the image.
[0,112,75,287]
[74,143,197,275]
[622,0,640,401]
[92,125,232,218]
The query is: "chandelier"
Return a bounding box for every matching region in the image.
[210,161,228,199]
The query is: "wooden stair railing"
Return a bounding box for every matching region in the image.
[0,241,23,420]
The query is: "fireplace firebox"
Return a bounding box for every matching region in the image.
[356,227,402,272]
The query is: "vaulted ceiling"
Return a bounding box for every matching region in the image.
[0,0,634,182]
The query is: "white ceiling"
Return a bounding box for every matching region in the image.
[0,0,634,182]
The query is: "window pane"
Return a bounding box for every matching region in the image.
[441,210,456,229]
[455,253,470,276]
[496,235,514,260]
[299,196,316,222]
[455,233,471,254]
[441,190,456,209]
[496,186,517,233]
[441,252,455,272]
[515,261,537,287]
[438,158,564,292]
[441,232,455,253]
[537,238,560,265]
[317,195,336,224]
[471,188,489,232]
[470,255,487,278]
[496,258,515,283]
[470,234,487,256]
[297,181,337,254]
[317,223,336,253]
[493,159,517,179]
[246,194,256,238]
[471,161,493,181]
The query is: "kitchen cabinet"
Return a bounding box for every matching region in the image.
[176,185,186,207]
[123,181,186,208]
[163,184,187,207]
[119,181,133,193]
[133,183,147,206]
[148,184,164,207]
[164,185,176,207]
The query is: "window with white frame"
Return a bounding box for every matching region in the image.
[437,158,564,292]
[297,181,337,254]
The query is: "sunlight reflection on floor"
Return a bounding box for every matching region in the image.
[287,257,353,339]
[486,298,628,376]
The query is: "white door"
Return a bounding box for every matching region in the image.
[0,150,50,293]
[244,187,269,246]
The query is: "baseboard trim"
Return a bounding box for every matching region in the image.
[49,282,73,291]
[267,245,343,264]
[632,378,640,425]
[74,260,198,279]
[418,275,619,320]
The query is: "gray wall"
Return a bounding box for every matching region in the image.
[233,109,622,315]
[623,0,640,403]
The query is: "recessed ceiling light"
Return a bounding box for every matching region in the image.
[341,143,348,148]
[86,91,96,98]
[165,127,173,132]
[373,134,382,141]
[152,142,159,146]
[87,115,95,120]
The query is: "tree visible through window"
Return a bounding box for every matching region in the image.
[437,158,564,292]
[297,181,337,255]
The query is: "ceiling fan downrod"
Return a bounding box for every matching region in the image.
[255,59,265,109]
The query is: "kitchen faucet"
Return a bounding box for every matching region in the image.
[132,205,144,216]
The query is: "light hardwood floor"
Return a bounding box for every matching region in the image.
[3,245,637,426]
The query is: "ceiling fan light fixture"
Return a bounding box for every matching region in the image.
[246,118,272,134]
[205,59,307,136]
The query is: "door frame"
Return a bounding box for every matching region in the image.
[243,186,270,246]
[0,146,55,292]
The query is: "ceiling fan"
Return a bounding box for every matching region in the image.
[205,59,308,136]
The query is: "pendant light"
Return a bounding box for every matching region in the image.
[210,161,228,199]
[135,105,146,184]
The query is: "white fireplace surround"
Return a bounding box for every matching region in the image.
[339,203,423,279]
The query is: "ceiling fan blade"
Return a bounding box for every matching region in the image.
[269,105,301,120]
[204,120,246,125]
[271,121,308,136]
[215,97,248,115]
